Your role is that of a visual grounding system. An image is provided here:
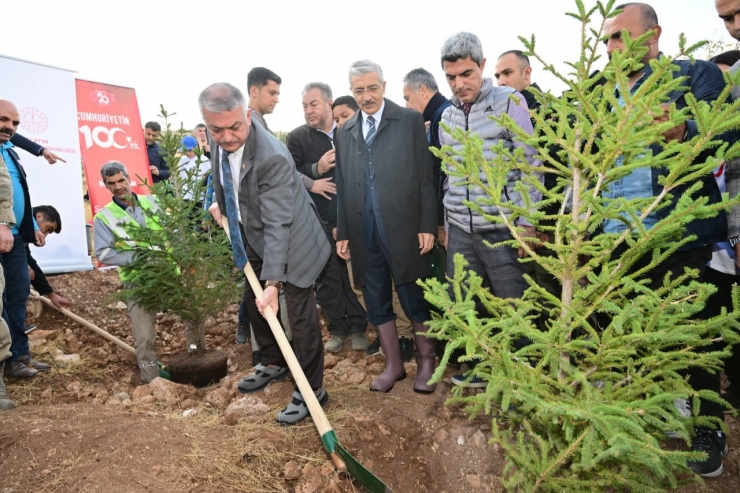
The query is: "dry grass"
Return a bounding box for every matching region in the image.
[172,407,321,492]
[154,393,373,493]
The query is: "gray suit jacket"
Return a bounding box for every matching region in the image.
[250,110,270,133]
[335,98,436,286]
[211,122,330,288]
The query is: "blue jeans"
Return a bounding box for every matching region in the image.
[0,234,30,362]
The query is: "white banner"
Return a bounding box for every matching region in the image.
[0,54,92,273]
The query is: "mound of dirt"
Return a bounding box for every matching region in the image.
[2,269,739,492]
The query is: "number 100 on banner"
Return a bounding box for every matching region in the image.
[75,79,152,214]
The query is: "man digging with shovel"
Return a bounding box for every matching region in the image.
[201,82,331,425]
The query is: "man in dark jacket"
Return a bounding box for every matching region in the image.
[144,121,169,184]
[402,68,451,245]
[495,50,561,308]
[10,134,66,164]
[495,50,542,113]
[287,82,368,353]
[336,60,438,394]
[604,2,730,477]
[27,205,70,311]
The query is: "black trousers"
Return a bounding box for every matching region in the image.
[599,244,722,420]
[241,231,324,389]
[696,266,740,411]
[315,222,367,336]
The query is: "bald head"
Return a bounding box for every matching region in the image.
[0,100,20,144]
[716,0,740,41]
[605,2,662,72]
[617,3,659,31]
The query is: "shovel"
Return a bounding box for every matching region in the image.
[29,288,136,355]
[220,216,393,493]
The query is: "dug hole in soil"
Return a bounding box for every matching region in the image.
[2,269,740,493]
[167,349,227,388]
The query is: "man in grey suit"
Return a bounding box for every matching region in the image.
[335,60,439,394]
[201,82,330,425]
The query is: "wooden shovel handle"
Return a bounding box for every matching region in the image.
[29,288,136,355]
[219,218,336,434]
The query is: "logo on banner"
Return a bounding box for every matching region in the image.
[79,125,138,150]
[19,107,49,133]
[90,90,116,106]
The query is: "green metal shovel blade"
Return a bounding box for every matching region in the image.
[321,430,394,493]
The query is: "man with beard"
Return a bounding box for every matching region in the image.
[144,121,169,184]
[287,83,368,353]
[0,113,16,408]
[603,2,728,477]
[0,99,51,380]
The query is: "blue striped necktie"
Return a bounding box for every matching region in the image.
[220,149,248,270]
[365,115,376,145]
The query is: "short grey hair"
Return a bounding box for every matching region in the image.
[302,82,332,103]
[348,60,384,85]
[403,68,439,93]
[441,32,484,68]
[100,160,129,180]
[198,82,247,113]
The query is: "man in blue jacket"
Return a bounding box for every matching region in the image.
[604,2,731,477]
[0,100,50,380]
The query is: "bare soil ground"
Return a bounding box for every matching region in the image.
[2,269,740,493]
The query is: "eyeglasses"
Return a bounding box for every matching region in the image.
[352,85,381,96]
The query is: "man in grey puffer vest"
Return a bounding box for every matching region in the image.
[438,32,542,387]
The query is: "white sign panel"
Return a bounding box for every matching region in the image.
[0,54,92,273]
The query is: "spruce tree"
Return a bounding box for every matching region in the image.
[118,107,238,356]
[423,1,740,490]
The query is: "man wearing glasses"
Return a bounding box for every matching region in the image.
[334,60,439,395]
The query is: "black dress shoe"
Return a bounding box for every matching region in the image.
[235,323,248,345]
[399,337,414,363]
[365,337,381,356]
[4,360,38,379]
[19,355,51,371]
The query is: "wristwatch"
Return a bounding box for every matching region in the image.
[265,280,283,291]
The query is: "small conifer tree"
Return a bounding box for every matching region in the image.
[119,107,238,356]
[423,1,740,490]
